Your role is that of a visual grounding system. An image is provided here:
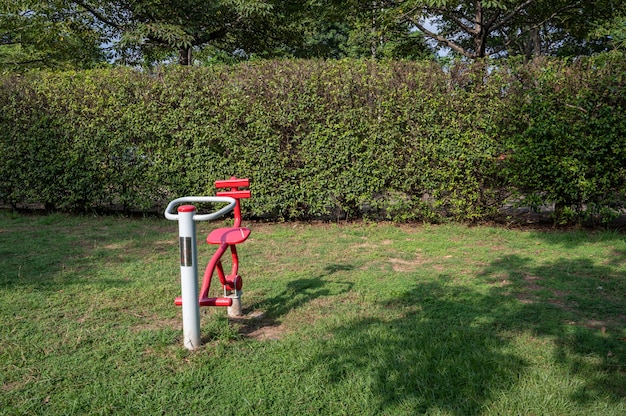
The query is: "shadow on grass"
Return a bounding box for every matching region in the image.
[0,214,163,290]
[526,227,626,249]
[305,279,527,414]
[237,264,354,337]
[482,255,626,402]
[608,248,626,267]
[245,263,354,319]
[302,256,625,414]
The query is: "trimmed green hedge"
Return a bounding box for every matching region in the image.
[1,56,625,223]
[501,55,626,224]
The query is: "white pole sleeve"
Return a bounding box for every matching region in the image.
[178,206,201,350]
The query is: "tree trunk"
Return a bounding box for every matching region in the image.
[531,27,541,57]
[523,27,542,60]
[179,47,192,65]
[371,0,378,59]
[474,0,488,58]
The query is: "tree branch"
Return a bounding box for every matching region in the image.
[440,10,477,36]
[489,1,583,57]
[491,0,538,32]
[398,6,476,53]
[74,1,121,30]
[3,58,47,65]
[194,27,229,45]
[411,20,474,59]
[475,0,483,32]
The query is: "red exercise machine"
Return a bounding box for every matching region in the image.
[174,177,251,315]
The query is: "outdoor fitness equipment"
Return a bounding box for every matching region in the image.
[164,177,251,350]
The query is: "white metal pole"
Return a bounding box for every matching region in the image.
[177,205,201,350]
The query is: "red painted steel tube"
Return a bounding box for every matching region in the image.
[199,242,228,300]
[216,259,227,287]
[199,297,233,307]
[215,178,250,189]
[229,245,239,277]
[175,297,233,307]
[216,190,251,199]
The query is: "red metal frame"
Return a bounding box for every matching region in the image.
[175,177,251,308]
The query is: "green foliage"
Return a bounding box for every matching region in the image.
[76,0,308,65]
[1,57,625,223]
[593,15,626,51]
[302,1,431,60]
[501,54,626,224]
[398,0,624,59]
[0,1,106,72]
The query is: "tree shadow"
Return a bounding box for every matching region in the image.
[481,254,626,402]
[608,248,626,268]
[0,215,143,290]
[304,279,527,414]
[302,255,625,413]
[525,228,626,249]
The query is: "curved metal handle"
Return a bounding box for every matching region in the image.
[164,196,237,221]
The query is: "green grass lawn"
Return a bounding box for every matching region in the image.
[1,212,625,415]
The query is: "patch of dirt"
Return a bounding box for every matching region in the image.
[232,311,287,341]
[390,257,425,272]
[522,274,542,283]
[130,315,180,332]
[565,319,626,337]
[245,325,285,341]
[521,274,544,292]
[550,289,569,298]
[307,296,338,309]
[581,319,609,330]
[352,242,378,249]
[2,380,25,393]
[546,298,578,314]
[516,274,579,309]
[102,242,127,250]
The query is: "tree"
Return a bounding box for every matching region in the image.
[593,14,626,51]
[393,0,625,59]
[73,0,309,65]
[68,0,430,64]
[344,1,430,59]
[0,1,106,71]
[289,1,430,60]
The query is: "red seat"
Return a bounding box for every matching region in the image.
[207,227,251,245]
